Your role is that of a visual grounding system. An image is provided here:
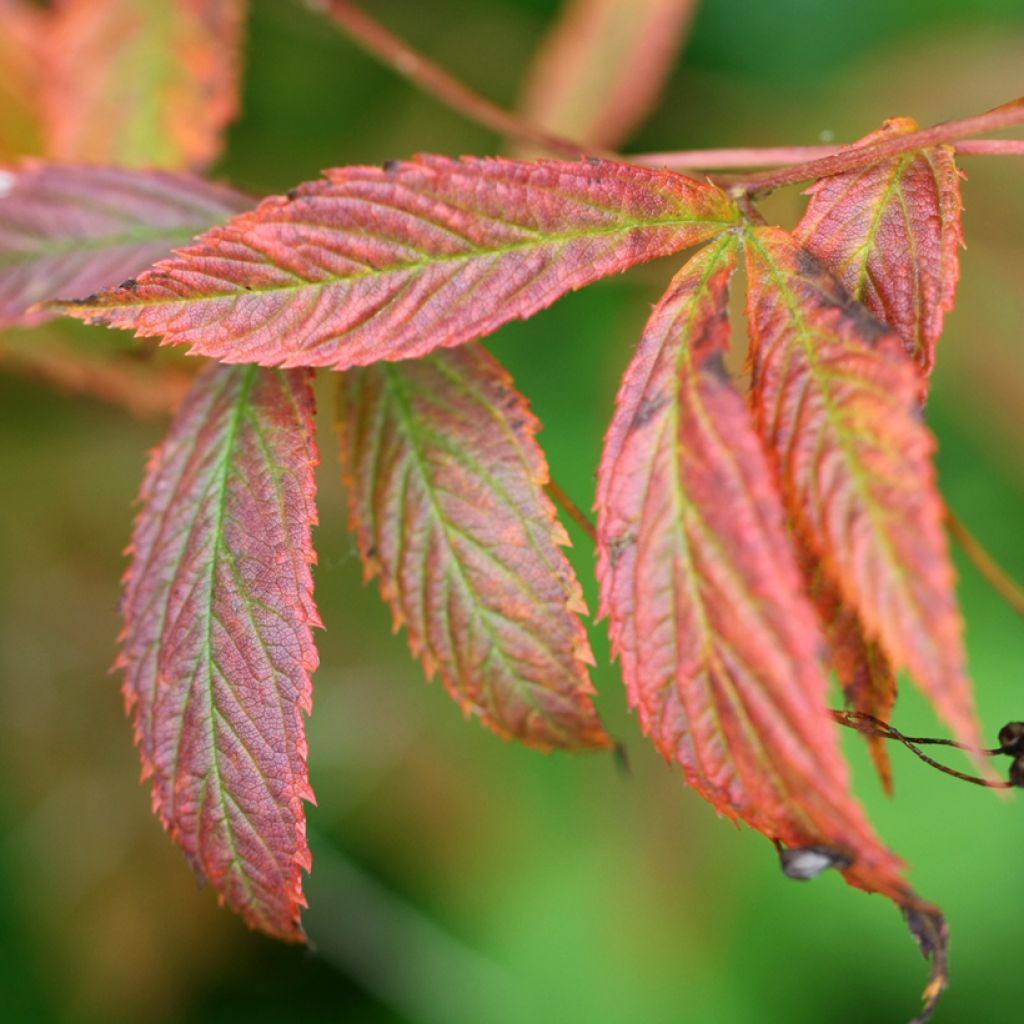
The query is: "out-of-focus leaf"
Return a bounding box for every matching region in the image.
[120,362,319,941]
[745,227,981,754]
[43,0,246,169]
[795,118,963,381]
[596,234,907,900]
[55,156,739,368]
[904,904,950,1024]
[0,161,251,327]
[0,0,44,158]
[515,0,698,152]
[339,344,610,751]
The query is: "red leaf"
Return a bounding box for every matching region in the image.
[795,117,963,380]
[0,161,251,327]
[515,0,698,152]
[120,362,319,941]
[43,0,246,169]
[810,564,897,794]
[55,156,740,369]
[744,227,982,754]
[339,344,610,751]
[596,235,907,898]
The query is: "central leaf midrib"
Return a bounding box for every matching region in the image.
[79,213,737,308]
[382,363,581,741]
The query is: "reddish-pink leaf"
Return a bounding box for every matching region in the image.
[120,362,319,941]
[43,0,246,169]
[596,234,906,899]
[339,344,610,751]
[811,565,897,794]
[515,0,698,152]
[795,117,963,380]
[0,161,251,327]
[744,227,982,755]
[55,156,740,369]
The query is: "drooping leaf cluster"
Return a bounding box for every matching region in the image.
[0,2,1010,1019]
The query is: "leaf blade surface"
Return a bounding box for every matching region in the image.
[596,235,906,897]
[339,344,610,751]
[795,117,963,379]
[121,362,319,941]
[57,156,739,369]
[744,226,980,752]
[43,0,246,169]
[0,161,251,327]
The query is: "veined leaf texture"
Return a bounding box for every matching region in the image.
[119,362,319,941]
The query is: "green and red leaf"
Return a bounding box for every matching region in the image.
[120,362,319,941]
[339,344,610,751]
[55,156,739,368]
[43,0,247,169]
[596,235,906,898]
[795,117,963,380]
[744,227,981,754]
[0,161,251,327]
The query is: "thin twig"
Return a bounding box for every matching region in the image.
[309,0,612,161]
[714,97,1024,194]
[831,710,1011,788]
[0,338,190,418]
[631,137,1024,172]
[945,506,1024,622]
[546,479,597,543]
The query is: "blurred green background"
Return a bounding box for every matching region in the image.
[2,1,1024,1021]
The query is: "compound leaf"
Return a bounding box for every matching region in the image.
[0,161,251,327]
[339,344,610,751]
[596,234,907,899]
[55,156,739,369]
[795,117,963,380]
[744,227,981,754]
[43,0,247,169]
[120,362,319,941]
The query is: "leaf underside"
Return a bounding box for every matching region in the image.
[55,156,739,369]
[0,161,251,327]
[795,117,963,381]
[596,234,907,900]
[43,0,247,169]
[120,362,320,941]
[339,344,611,751]
[745,227,981,756]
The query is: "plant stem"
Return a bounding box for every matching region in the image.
[545,479,597,543]
[831,710,1011,788]
[945,507,1024,622]
[0,337,190,418]
[309,0,611,161]
[632,138,1024,172]
[717,98,1024,194]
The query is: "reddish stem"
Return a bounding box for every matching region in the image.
[632,137,1024,172]
[310,0,610,160]
[716,98,1024,193]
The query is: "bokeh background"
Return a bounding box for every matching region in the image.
[2,0,1024,1020]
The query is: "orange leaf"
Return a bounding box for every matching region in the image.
[597,234,907,899]
[745,226,982,755]
[795,117,963,381]
[43,0,246,169]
